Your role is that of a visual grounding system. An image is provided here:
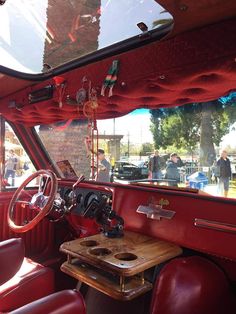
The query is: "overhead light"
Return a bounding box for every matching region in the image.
[28,85,54,104]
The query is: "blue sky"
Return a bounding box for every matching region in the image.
[98,0,171,49]
[97,108,153,144]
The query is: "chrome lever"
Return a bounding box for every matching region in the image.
[73,174,85,190]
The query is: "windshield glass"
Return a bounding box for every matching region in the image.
[34,91,236,200]
[0,0,172,74]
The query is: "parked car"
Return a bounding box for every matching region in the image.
[113,161,148,180]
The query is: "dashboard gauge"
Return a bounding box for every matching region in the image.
[84,192,99,208]
[59,187,112,216]
[63,189,72,204]
[76,194,83,205]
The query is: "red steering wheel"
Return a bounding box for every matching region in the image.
[7,170,58,233]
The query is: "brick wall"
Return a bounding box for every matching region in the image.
[39,120,90,179]
[44,0,101,68]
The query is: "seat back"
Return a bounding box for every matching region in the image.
[10,290,86,314]
[0,238,24,285]
[150,256,236,314]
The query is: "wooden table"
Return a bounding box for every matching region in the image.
[60,231,182,301]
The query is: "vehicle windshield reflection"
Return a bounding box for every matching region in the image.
[0,0,172,73]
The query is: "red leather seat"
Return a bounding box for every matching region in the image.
[10,289,86,314]
[0,238,54,312]
[150,256,236,314]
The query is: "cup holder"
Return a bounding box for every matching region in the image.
[80,240,99,247]
[114,253,138,261]
[89,247,112,256]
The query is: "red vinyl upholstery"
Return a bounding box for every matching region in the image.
[0,240,54,312]
[0,238,24,286]
[150,256,236,314]
[0,196,55,258]
[10,290,86,314]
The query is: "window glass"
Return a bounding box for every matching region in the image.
[4,122,36,188]
[0,0,172,73]
[34,92,236,199]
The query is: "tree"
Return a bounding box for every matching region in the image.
[150,103,201,157]
[140,142,154,156]
[150,98,236,166]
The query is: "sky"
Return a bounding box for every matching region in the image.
[97,109,153,144]
[221,122,236,148]
[0,0,47,73]
[98,0,171,49]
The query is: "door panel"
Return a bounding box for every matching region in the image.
[0,191,55,257]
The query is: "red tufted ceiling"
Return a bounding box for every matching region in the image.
[0,2,236,126]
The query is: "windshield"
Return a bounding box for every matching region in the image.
[0,0,172,74]
[34,91,236,199]
[35,93,236,198]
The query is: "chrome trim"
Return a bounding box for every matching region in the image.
[194,218,236,234]
[137,204,175,221]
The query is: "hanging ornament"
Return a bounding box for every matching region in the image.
[101,60,119,97]
[84,120,99,180]
[76,76,88,106]
[83,83,98,118]
[53,76,66,108]
[83,86,99,180]
[84,136,92,158]
[76,88,87,105]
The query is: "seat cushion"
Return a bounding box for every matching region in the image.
[0,258,54,312]
[10,290,86,314]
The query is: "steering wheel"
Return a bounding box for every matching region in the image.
[7,169,58,233]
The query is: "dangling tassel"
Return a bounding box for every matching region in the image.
[101,60,119,97]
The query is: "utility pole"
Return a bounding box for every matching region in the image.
[127,132,130,158]
[113,118,115,135]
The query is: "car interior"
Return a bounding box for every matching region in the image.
[1,1,236,314]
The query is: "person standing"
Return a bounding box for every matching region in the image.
[217,150,231,197]
[148,150,162,180]
[5,149,18,186]
[165,153,180,186]
[96,149,111,182]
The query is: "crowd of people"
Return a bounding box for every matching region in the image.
[148,150,184,187]
[5,147,234,198]
[6,146,230,196]
[148,149,232,197]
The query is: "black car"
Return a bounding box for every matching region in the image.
[113,161,148,180]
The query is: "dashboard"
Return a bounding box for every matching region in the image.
[55,185,124,237]
[50,180,236,261]
[58,186,113,217]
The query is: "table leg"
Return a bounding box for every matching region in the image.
[140,271,145,284]
[120,275,125,292]
[67,254,72,264]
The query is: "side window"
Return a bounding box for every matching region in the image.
[4,122,36,188]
